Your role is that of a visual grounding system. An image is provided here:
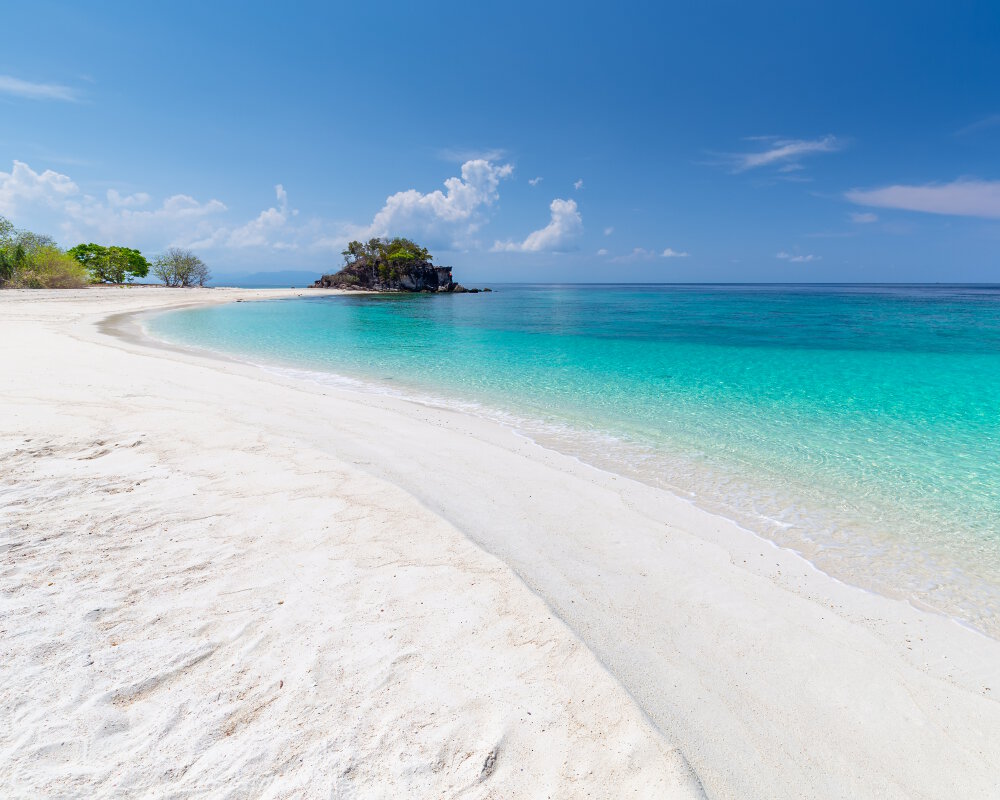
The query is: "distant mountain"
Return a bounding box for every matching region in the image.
[212,270,322,288]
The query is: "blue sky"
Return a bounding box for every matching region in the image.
[1,1,999,282]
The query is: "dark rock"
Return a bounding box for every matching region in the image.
[312,261,468,292]
[311,253,491,294]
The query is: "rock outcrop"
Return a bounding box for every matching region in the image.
[313,262,463,292]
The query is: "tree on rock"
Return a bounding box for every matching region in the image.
[152,248,211,287]
[68,243,150,283]
[340,237,434,283]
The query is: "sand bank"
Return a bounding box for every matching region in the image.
[2,286,1000,798]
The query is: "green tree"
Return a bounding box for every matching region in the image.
[338,236,434,285]
[68,243,150,283]
[0,215,88,289]
[0,216,21,285]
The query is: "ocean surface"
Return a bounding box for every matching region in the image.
[147,284,1000,635]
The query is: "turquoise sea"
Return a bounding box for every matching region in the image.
[147,285,1000,635]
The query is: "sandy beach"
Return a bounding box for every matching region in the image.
[3,286,1000,799]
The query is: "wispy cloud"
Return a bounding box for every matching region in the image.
[846,178,1000,219]
[610,246,689,263]
[849,211,878,223]
[436,146,507,164]
[0,75,79,102]
[722,135,843,173]
[493,198,582,252]
[603,226,614,236]
[777,251,820,263]
[528,176,543,186]
[955,114,1000,137]
[573,179,584,190]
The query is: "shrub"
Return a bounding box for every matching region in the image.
[15,246,90,289]
[0,216,90,289]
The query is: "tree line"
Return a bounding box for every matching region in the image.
[0,214,210,289]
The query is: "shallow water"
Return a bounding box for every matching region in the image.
[147,284,1000,635]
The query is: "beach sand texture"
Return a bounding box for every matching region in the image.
[2,287,1000,798]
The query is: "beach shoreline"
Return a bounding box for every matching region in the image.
[4,286,1000,798]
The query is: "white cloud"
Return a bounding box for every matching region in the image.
[611,246,689,263]
[614,247,658,262]
[0,159,227,248]
[359,159,513,247]
[728,135,842,172]
[604,226,614,236]
[0,160,78,214]
[528,176,543,186]
[574,179,584,190]
[226,184,299,248]
[777,251,821,263]
[845,179,1000,219]
[597,248,609,256]
[493,198,582,253]
[0,75,78,101]
[956,114,1000,137]
[106,189,152,208]
[436,147,507,163]
[849,211,878,223]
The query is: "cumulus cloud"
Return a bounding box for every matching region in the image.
[0,160,78,214]
[725,135,843,173]
[106,189,152,208]
[2,157,568,264]
[492,198,583,252]
[845,179,1000,219]
[358,159,513,247]
[0,75,78,101]
[661,248,689,258]
[0,159,228,248]
[574,179,584,190]
[777,251,820,263]
[225,184,299,248]
[849,211,878,223]
[528,176,543,186]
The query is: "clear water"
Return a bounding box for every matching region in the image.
[147,284,1000,635]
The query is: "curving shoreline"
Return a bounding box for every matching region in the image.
[3,286,1000,798]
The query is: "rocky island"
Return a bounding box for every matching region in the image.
[313,237,485,292]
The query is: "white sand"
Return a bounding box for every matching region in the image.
[2,287,1000,798]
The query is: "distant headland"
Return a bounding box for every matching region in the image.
[312,237,487,293]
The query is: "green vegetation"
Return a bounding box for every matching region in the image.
[1,215,210,290]
[152,248,211,287]
[0,215,90,289]
[341,237,433,283]
[68,243,150,284]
